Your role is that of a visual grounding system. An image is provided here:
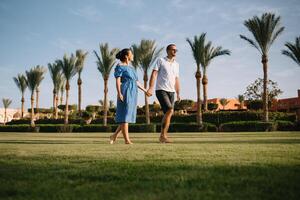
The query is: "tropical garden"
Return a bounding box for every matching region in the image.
[1,12,300,132]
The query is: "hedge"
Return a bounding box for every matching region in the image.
[0,125,33,132]
[38,124,81,133]
[7,111,296,126]
[156,123,217,132]
[275,121,295,131]
[219,121,275,132]
[75,125,112,132]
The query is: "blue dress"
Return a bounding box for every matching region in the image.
[114,65,138,123]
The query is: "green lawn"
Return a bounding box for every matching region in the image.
[0,132,299,200]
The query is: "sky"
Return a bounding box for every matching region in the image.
[0,0,300,109]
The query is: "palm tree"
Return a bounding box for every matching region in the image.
[94,43,118,126]
[202,40,230,111]
[57,54,77,125]
[237,94,245,109]
[2,98,12,125]
[48,62,62,119]
[75,49,88,116]
[131,39,163,124]
[186,34,206,126]
[13,74,27,118]
[282,36,300,66]
[26,68,40,127]
[34,65,46,119]
[219,98,229,110]
[59,78,66,106]
[240,12,284,122]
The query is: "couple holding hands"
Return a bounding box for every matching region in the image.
[110,44,180,144]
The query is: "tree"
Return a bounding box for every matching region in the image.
[2,98,12,125]
[109,100,115,108]
[174,99,195,111]
[59,77,66,106]
[48,61,62,119]
[57,54,77,125]
[219,98,229,110]
[237,94,245,109]
[244,78,283,102]
[13,74,27,118]
[240,12,284,122]
[34,65,47,119]
[75,49,88,116]
[186,34,206,126]
[94,43,118,126]
[201,38,230,111]
[131,39,163,124]
[282,36,300,66]
[26,68,40,127]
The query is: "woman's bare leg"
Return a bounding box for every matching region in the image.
[121,123,132,144]
[110,125,122,144]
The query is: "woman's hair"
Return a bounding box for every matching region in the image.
[116,48,131,62]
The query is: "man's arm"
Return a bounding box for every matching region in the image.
[147,70,158,96]
[175,77,180,101]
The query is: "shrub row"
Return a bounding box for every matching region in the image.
[2,120,300,133]
[0,123,216,133]
[7,111,296,126]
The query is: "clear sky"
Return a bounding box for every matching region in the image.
[0,0,300,109]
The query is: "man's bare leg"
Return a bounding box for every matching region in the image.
[160,109,173,143]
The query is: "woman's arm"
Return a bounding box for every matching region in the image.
[136,81,147,93]
[116,77,124,101]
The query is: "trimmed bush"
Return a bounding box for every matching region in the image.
[0,125,32,132]
[276,121,295,131]
[294,121,300,131]
[219,121,275,132]
[156,123,217,132]
[38,124,80,133]
[91,117,116,125]
[75,125,112,132]
[128,124,156,133]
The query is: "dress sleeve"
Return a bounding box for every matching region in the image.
[114,66,123,78]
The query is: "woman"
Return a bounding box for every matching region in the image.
[110,48,147,144]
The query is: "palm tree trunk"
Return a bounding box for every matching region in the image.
[52,89,56,119]
[60,94,63,106]
[144,73,150,124]
[36,87,39,119]
[55,95,59,119]
[103,79,108,126]
[78,77,82,116]
[64,81,70,125]
[21,95,25,118]
[30,94,35,127]
[4,108,7,125]
[196,69,203,126]
[262,55,269,122]
[202,73,208,112]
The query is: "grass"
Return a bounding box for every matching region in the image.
[0,132,299,200]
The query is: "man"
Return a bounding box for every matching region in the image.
[147,44,180,143]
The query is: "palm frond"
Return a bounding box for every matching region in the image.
[94,43,118,80]
[241,12,284,55]
[282,36,300,66]
[186,33,206,69]
[2,98,12,109]
[57,54,77,81]
[75,49,88,74]
[13,74,27,94]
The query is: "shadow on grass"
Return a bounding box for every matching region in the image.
[1,138,300,145]
[0,157,299,200]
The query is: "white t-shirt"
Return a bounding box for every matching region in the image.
[153,57,179,92]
